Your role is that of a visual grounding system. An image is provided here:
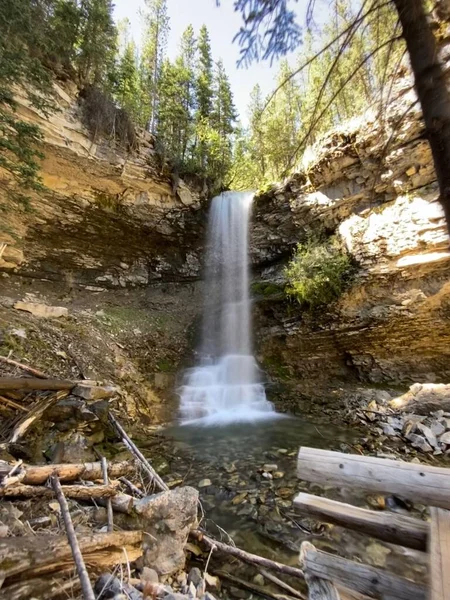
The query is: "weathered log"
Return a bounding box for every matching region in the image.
[0,576,80,600]
[294,493,428,551]
[0,356,48,379]
[0,531,143,585]
[300,544,426,600]
[0,378,74,391]
[430,507,450,600]
[191,530,305,580]
[1,460,135,485]
[9,390,68,444]
[0,482,120,499]
[51,475,95,600]
[300,543,340,600]
[108,413,168,492]
[297,447,450,509]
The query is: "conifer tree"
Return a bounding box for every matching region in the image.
[195,25,214,171]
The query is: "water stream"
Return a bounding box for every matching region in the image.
[179,191,276,425]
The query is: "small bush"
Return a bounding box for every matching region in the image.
[284,237,355,309]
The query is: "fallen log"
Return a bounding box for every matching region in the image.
[108,413,168,492]
[0,530,143,585]
[300,543,340,600]
[9,390,69,444]
[0,460,135,485]
[294,493,428,551]
[299,543,426,600]
[297,447,450,509]
[191,530,305,580]
[0,378,74,391]
[51,475,95,600]
[0,482,120,499]
[0,356,48,379]
[101,457,114,532]
[0,576,79,600]
[429,507,450,600]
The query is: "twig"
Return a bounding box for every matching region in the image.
[51,475,95,600]
[204,544,215,577]
[260,569,306,600]
[0,355,48,379]
[214,570,303,600]
[108,413,168,492]
[9,390,69,444]
[191,530,304,580]
[0,395,28,412]
[101,457,114,533]
[119,476,144,498]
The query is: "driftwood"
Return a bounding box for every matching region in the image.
[108,413,168,492]
[215,570,304,600]
[9,391,69,444]
[191,530,305,580]
[0,530,143,585]
[1,576,80,600]
[101,457,114,532]
[0,482,120,499]
[0,378,74,391]
[294,493,428,551]
[299,543,426,600]
[0,460,135,485]
[429,507,450,600]
[0,356,48,379]
[297,447,450,509]
[300,543,340,600]
[51,475,95,600]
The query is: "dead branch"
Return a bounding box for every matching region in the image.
[101,456,114,532]
[260,569,306,599]
[9,391,69,444]
[214,570,304,600]
[0,482,120,499]
[0,378,74,391]
[108,413,168,492]
[0,396,28,412]
[119,476,145,498]
[0,356,48,379]
[51,475,95,600]
[191,530,305,580]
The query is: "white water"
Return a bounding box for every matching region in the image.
[179,191,276,425]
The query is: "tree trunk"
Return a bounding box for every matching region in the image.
[393,0,450,234]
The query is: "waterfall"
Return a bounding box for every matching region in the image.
[179,191,276,425]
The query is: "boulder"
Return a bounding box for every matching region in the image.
[13,301,68,318]
[127,486,199,575]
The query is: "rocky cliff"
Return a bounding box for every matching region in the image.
[251,70,450,396]
[0,83,204,288]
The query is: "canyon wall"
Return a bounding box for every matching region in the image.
[251,73,450,392]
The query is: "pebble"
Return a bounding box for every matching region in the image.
[198,479,212,488]
[253,574,265,586]
[273,471,285,479]
[188,567,203,587]
[263,464,278,472]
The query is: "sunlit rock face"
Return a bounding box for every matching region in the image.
[0,83,205,287]
[251,74,450,388]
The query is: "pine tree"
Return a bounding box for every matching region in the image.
[140,0,170,132]
[178,25,197,163]
[77,0,117,86]
[195,25,214,172]
[0,0,57,202]
[210,59,237,181]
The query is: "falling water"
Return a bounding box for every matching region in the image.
[179,191,276,425]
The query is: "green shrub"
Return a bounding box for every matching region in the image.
[284,237,355,309]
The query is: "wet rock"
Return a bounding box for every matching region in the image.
[72,383,117,400]
[188,568,203,587]
[273,471,285,479]
[204,574,220,590]
[406,433,433,453]
[365,543,391,567]
[198,479,212,488]
[253,574,265,586]
[262,464,278,472]
[232,492,248,505]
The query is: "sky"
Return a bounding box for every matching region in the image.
[113,0,313,124]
